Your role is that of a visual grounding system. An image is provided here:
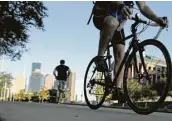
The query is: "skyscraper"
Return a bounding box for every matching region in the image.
[67,72,76,101]
[15,75,26,93]
[44,74,55,89]
[31,62,41,72]
[28,69,44,93]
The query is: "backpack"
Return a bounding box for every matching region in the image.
[87,1,134,25]
[87,1,110,25]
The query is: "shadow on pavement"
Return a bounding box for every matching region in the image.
[0,117,5,121]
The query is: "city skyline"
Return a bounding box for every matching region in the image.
[4,61,77,102]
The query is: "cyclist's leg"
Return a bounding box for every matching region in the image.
[93,15,120,72]
[112,29,125,89]
[111,29,126,102]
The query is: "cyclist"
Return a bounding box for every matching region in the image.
[53,60,71,98]
[91,1,168,102]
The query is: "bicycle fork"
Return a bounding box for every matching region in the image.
[132,40,152,81]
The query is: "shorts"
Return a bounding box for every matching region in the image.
[53,80,67,91]
[93,14,109,30]
[93,14,126,44]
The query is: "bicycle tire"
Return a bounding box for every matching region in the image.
[84,56,108,109]
[123,39,172,115]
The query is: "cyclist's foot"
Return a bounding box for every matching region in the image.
[95,56,107,72]
[111,87,126,103]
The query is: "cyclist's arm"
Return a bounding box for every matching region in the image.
[136,1,160,23]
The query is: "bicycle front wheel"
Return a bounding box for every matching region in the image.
[123,39,172,115]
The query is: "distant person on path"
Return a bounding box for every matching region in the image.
[53,60,71,92]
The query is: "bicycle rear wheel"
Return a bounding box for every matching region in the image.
[84,56,108,109]
[123,39,172,115]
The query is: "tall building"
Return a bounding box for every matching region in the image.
[28,69,44,93]
[44,74,55,89]
[67,72,76,101]
[15,75,26,94]
[32,62,41,72]
[25,78,30,93]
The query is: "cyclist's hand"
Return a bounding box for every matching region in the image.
[157,17,168,28]
[119,4,132,20]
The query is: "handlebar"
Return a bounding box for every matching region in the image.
[130,13,168,27]
[131,17,159,27]
[130,14,158,27]
[130,13,168,40]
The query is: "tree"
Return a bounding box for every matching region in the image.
[127,79,142,101]
[39,86,50,102]
[14,93,19,101]
[0,1,48,60]
[17,89,25,101]
[33,92,39,97]
[25,89,33,102]
[127,79,157,102]
[32,92,39,102]
[0,72,13,99]
[0,72,13,88]
[142,85,157,101]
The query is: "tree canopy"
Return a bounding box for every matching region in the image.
[0,1,48,60]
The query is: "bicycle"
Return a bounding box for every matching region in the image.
[84,13,171,115]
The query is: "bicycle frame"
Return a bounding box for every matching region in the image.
[104,15,164,87]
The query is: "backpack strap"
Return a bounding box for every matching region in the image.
[87,1,96,25]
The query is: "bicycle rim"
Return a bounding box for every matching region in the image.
[123,39,172,115]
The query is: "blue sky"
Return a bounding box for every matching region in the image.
[1,1,172,98]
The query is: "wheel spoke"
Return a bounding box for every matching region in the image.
[84,57,108,109]
[124,39,171,115]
